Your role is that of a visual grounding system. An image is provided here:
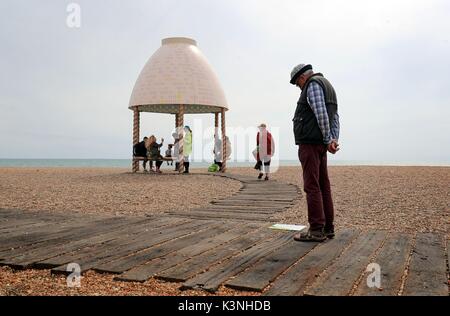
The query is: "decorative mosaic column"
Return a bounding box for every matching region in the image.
[132,107,140,173]
[221,108,227,173]
[178,105,185,173]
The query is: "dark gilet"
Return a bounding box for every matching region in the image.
[293,73,338,145]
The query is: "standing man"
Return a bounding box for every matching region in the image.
[290,64,340,242]
[183,126,193,174]
[256,123,275,181]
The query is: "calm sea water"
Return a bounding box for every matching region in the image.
[0,159,448,168]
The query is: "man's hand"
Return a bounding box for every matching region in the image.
[327,140,340,154]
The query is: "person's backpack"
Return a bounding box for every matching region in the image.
[208,164,220,172]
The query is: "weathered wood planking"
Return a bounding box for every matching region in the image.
[0,216,126,252]
[0,217,163,268]
[36,217,192,269]
[114,223,263,282]
[0,218,62,231]
[403,233,448,296]
[182,232,293,293]
[265,229,359,296]
[0,213,93,237]
[217,196,295,202]
[51,219,214,274]
[212,200,293,207]
[157,227,275,283]
[167,210,275,222]
[198,207,276,214]
[93,221,231,274]
[304,230,387,296]
[204,205,282,211]
[226,239,318,292]
[353,233,413,296]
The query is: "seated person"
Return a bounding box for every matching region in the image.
[165,144,173,166]
[145,135,164,173]
[213,135,231,171]
[213,135,223,169]
[133,137,149,172]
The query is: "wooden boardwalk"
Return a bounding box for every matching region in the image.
[0,174,448,296]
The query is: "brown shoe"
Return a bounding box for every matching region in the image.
[294,229,327,242]
[324,227,335,239]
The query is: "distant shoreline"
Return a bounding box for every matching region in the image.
[0,159,448,168]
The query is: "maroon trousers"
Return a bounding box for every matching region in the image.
[298,144,334,231]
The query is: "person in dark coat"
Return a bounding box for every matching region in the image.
[133,137,149,172]
[146,135,164,173]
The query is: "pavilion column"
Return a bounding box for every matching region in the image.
[132,106,140,173]
[214,112,219,164]
[221,108,227,172]
[178,105,185,173]
[214,113,219,132]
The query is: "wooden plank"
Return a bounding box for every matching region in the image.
[35,217,191,268]
[156,227,274,283]
[93,221,231,274]
[50,219,214,274]
[0,219,86,241]
[353,233,413,296]
[237,191,298,195]
[0,216,180,260]
[116,223,263,282]
[213,201,292,208]
[0,217,138,258]
[0,216,120,251]
[0,220,56,234]
[242,184,297,188]
[233,194,297,198]
[0,212,76,231]
[230,192,298,201]
[219,198,295,203]
[0,210,77,224]
[403,233,448,296]
[265,228,359,296]
[205,205,281,211]
[226,239,319,292]
[0,209,24,216]
[0,217,69,233]
[169,209,272,218]
[181,232,293,293]
[167,210,273,222]
[215,198,293,204]
[0,217,166,268]
[240,189,297,193]
[304,230,387,296]
[192,207,276,215]
[240,186,297,189]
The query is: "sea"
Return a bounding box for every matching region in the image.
[0,159,448,168]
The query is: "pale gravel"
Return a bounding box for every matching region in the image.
[0,267,258,296]
[0,168,241,217]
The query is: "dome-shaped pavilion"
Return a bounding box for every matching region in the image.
[129,37,228,172]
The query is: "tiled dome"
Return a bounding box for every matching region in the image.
[129,37,228,114]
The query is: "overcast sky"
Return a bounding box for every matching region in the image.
[1,0,449,164]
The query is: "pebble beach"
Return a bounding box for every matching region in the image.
[0,166,448,296]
